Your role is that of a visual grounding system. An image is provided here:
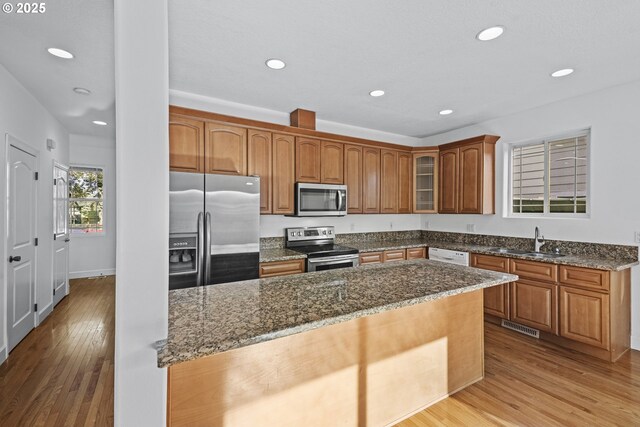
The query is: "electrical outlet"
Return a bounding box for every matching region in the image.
[635,231,640,243]
[467,224,476,233]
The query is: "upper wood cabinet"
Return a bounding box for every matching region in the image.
[205,123,247,175]
[295,138,321,183]
[438,135,499,214]
[344,144,363,213]
[247,129,272,214]
[169,115,205,173]
[380,150,398,214]
[272,134,296,215]
[362,147,381,213]
[320,141,344,184]
[397,152,412,214]
[412,150,438,213]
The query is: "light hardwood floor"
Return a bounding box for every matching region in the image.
[0,276,114,427]
[2,276,638,426]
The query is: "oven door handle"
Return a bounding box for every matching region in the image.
[308,254,359,264]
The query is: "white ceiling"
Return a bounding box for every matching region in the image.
[0,0,115,138]
[169,0,640,137]
[2,1,640,140]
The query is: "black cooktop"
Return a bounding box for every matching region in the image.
[288,244,359,259]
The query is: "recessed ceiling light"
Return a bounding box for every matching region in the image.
[476,26,504,41]
[369,90,385,97]
[92,120,107,126]
[551,68,574,78]
[73,87,91,95]
[47,47,74,59]
[265,58,286,70]
[439,109,454,115]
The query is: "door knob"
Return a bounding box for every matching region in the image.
[64,238,70,242]
[9,255,21,263]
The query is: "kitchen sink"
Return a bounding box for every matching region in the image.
[523,252,565,259]
[487,247,531,255]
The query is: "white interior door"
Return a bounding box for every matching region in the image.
[7,142,37,352]
[53,163,69,306]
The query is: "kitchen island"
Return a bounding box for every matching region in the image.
[158,259,517,427]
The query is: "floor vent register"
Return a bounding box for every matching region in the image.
[501,320,540,339]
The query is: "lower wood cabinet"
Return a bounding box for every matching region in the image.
[560,286,610,350]
[470,254,510,319]
[510,279,558,334]
[259,259,305,278]
[359,248,423,265]
[383,249,406,262]
[360,252,383,265]
[406,247,426,260]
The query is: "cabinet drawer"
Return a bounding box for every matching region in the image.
[259,259,305,278]
[471,254,509,273]
[360,252,383,265]
[383,249,406,262]
[406,247,426,260]
[510,280,558,334]
[484,284,510,319]
[559,265,609,292]
[510,259,558,283]
[560,286,610,350]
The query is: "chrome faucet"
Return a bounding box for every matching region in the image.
[534,227,545,253]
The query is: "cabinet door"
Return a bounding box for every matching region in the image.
[344,144,363,213]
[272,134,296,215]
[295,138,321,183]
[360,252,383,265]
[205,123,247,175]
[413,152,438,213]
[510,280,558,334]
[471,254,511,319]
[397,152,412,214]
[247,129,272,214]
[259,260,305,278]
[560,286,610,349]
[438,148,458,213]
[380,150,398,214]
[406,247,426,260]
[458,142,484,214]
[383,249,406,262]
[169,115,205,173]
[320,141,344,184]
[362,147,380,213]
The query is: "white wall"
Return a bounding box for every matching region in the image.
[260,214,421,237]
[114,0,168,425]
[419,80,640,350]
[0,64,70,363]
[69,135,116,278]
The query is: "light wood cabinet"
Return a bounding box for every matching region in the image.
[438,135,498,214]
[205,123,247,175]
[344,144,363,213]
[295,137,321,183]
[360,252,383,265]
[397,152,412,214]
[272,134,296,215]
[380,150,398,214]
[413,150,438,213]
[383,249,406,262]
[247,129,272,214]
[560,286,610,349]
[559,265,609,292]
[406,247,426,260]
[169,115,205,173]
[510,259,558,283]
[471,254,510,319]
[360,249,417,265]
[320,141,344,184]
[510,279,558,334]
[259,259,305,278]
[362,147,381,214]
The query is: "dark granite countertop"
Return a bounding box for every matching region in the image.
[350,239,638,271]
[156,259,516,367]
[259,248,306,263]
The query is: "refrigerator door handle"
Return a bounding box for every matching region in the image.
[204,212,212,285]
[196,212,204,286]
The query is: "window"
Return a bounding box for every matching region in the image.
[69,166,104,234]
[510,130,589,216]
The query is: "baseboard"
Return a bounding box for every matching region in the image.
[632,335,640,351]
[37,302,53,325]
[69,268,116,279]
[0,346,7,366]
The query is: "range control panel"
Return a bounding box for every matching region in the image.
[286,226,335,242]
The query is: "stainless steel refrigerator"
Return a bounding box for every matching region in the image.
[169,172,260,290]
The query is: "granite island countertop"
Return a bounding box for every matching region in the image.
[156,259,517,367]
[349,240,638,271]
[259,247,306,263]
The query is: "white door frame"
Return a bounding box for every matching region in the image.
[52,161,70,303]
[3,134,39,354]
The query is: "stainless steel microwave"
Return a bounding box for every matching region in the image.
[294,183,347,216]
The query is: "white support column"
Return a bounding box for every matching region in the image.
[113,1,169,425]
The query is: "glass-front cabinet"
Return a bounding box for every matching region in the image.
[413,150,439,213]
